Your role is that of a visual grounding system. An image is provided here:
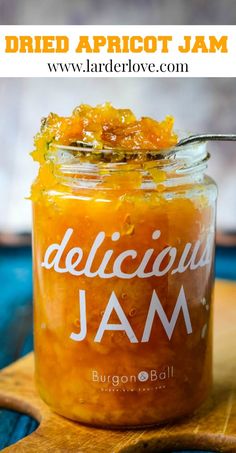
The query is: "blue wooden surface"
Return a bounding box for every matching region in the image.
[0,244,236,451]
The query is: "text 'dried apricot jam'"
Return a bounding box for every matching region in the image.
[31,104,217,427]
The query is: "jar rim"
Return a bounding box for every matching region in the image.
[46,140,209,171]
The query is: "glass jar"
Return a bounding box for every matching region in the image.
[32,142,217,428]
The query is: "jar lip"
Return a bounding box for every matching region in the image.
[47,140,209,169]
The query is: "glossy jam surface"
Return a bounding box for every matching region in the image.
[32,103,177,157]
[32,105,216,427]
[31,103,178,202]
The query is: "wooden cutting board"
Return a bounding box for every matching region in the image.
[0,279,236,453]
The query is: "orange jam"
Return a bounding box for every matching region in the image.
[31,104,217,427]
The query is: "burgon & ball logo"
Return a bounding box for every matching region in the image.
[137,371,149,382]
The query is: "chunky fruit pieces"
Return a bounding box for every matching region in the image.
[32,103,178,161]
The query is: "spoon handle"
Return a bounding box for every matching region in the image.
[177,134,236,147]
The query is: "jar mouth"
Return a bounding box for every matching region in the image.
[47,140,209,170]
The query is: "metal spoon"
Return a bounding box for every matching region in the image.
[176,134,236,147]
[73,134,236,150]
[53,134,236,163]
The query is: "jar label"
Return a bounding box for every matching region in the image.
[40,227,213,347]
[41,227,213,278]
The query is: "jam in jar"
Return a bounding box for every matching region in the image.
[31,104,217,427]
